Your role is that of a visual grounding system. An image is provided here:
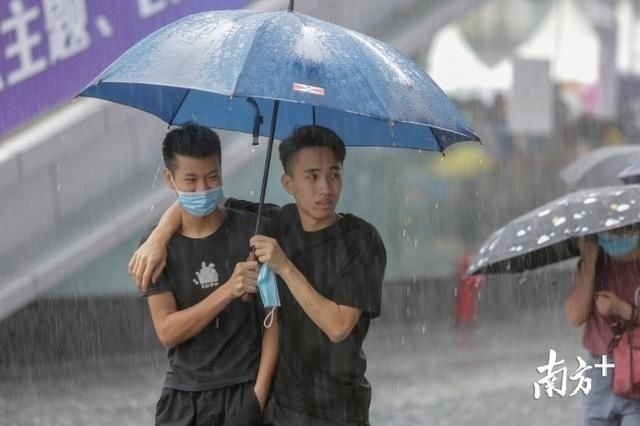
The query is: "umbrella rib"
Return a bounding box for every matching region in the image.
[429,127,445,153]
[340,29,479,146]
[169,89,192,126]
[229,13,283,97]
[293,13,398,127]
[341,30,395,124]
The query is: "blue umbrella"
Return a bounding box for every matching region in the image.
[79,0,479,230]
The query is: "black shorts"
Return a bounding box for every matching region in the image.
[155,381,262,426]
[262,398,370,426]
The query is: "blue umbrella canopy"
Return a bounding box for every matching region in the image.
[79,7,479,151]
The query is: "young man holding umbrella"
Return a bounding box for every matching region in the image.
[140,124,278,426]
[132,125,387,425]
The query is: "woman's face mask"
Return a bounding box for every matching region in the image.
[597,231,640,258]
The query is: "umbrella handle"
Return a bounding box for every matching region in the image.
[288,0,294,12]
[246,97,263,146]
[255,100,280,235]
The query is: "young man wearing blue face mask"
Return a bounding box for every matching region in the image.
[565,225,640,425]
[140,124,278,426]
[131,125,387,426]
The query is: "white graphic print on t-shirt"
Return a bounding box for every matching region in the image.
[193,262,220,289]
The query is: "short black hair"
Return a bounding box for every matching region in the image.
[162,123,221,173]
[279,125,346,174]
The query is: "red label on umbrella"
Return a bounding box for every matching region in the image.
[292,83,325,96]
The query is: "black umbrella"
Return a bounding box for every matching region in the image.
[559,146,640,189]
[619,160,640,184]
[468,184,640,275]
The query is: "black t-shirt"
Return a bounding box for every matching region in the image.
[227,199,387,422]
[141,208,266,392]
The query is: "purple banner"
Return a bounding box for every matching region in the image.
[0,0,252,137]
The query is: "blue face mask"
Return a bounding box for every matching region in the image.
[597,232,639,258]
[257,264,280,328]
[176,186,224,218]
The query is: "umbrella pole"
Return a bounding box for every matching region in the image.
[254,100,280,235]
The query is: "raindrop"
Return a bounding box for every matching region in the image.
[617,204,630,212]
[152,164,162,189]
[518,271,528,285]
[605,218,620,227]
[516,229,526,237]
[249,190,255,196]
[552,217,566,227]
[56,184,61,191]
[584,198,597,205]
[149,204,155,212]
[538,209,551,217]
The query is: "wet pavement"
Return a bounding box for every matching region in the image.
[1,310,583,425]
